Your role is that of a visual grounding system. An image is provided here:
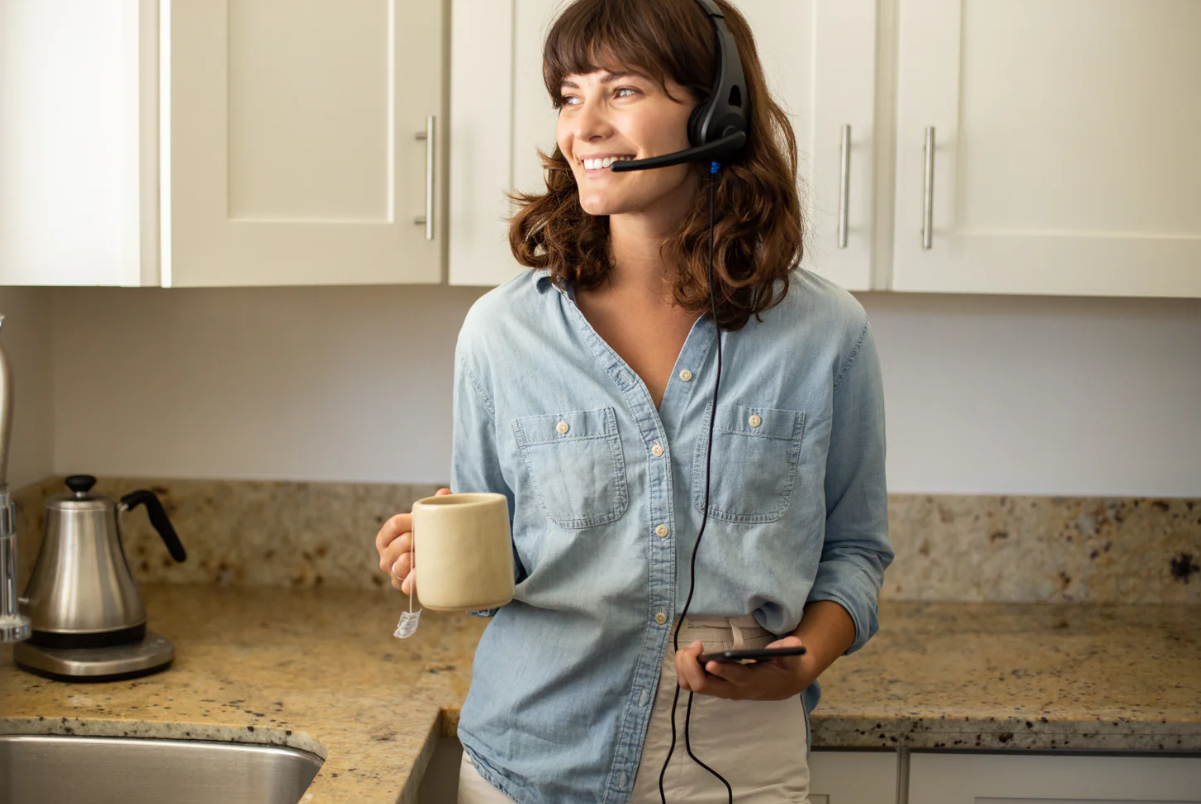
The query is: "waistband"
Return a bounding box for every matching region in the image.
[675,614,772,649]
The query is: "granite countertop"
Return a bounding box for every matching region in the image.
[2,586,1199,803]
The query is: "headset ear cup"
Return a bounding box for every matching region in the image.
[688,101,710,147]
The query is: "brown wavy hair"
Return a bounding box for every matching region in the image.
[507,0,805,331]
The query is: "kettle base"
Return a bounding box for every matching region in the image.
[12,630,174,683]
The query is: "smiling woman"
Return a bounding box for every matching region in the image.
[507,0,804,332]
[431,1,893,803]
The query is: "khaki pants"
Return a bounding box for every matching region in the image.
[458,615,811,803]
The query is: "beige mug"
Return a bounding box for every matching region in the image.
[412,492,514,612]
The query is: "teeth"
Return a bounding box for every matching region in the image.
[583,155,634,170]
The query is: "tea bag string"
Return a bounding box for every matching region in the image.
[393,529,422,639]
[408,533,415,614]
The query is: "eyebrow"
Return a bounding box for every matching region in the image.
[560,70,650,89]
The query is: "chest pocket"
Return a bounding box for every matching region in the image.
[513,406,630,529]
[692,403,807,524]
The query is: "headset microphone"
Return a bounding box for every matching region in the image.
[609,131,745,173]
[598,2,747,802]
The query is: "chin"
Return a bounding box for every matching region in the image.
[578,197,625,217]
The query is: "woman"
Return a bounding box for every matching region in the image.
[375,1,893,801]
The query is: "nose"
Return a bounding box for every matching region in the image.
[572,95,614,144]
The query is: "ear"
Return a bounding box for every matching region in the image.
[687,100,710,147]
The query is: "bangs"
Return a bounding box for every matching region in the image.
[541,0,711,109]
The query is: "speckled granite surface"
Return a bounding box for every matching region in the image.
[2,587,1199,804]
[884,495,1201,603]
[0,585,477,804]
[12,478,1201,603]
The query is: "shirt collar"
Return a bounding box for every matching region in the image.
[534,267,573,301]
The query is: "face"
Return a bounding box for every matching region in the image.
[556,67,699,219]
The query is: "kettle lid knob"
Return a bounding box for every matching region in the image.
[65,474,97,496]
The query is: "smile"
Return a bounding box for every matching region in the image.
[582,155,635,170]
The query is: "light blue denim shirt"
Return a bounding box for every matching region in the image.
[449,265,892,804]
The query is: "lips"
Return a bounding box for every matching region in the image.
[580,155,636,170]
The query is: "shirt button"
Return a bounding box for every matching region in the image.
[556,420,570,434]
[748,414,762,428]
[654,612,667,625]
[651,443,664,457]
[679,369,693,382]
[655,524,669,538]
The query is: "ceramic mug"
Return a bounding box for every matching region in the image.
[412,492,514,612]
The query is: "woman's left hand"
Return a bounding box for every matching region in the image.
[675,636,815,701]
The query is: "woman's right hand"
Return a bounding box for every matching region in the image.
[375,487,452,595]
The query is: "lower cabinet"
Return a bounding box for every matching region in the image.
[417,741,1201,804]
[810,750,899,804]
[908,752,1201,804]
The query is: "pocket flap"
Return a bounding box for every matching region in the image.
[714,403,803,441]
[513,406,617,446]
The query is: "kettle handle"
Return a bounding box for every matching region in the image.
[121,490,187,563]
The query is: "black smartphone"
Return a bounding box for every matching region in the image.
[698,645,806,664]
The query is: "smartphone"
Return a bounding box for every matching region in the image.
[698,645,806,664]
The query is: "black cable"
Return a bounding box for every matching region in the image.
[659,160,730,803]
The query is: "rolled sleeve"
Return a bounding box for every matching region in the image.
[806,320,894,655]
[451,337,522,618]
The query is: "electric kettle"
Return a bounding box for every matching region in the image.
[19,474,186,648]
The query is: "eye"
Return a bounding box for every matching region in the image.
[614,87,639,98]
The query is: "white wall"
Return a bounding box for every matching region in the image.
[0,287,54,490]
[49,285,1201,497]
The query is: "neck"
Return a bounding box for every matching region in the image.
[601,172,699,307]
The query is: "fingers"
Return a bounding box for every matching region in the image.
[436,488,452,495]
[392,567,415,595]
[378,528,412,572]
[675,641,712,692]
[764,636,805,671]
[374,512,412,557]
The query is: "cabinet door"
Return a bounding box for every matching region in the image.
[892,0,1201,297]
[0,0,155,287]
[166,0,444,287]
[449,0,877,291]
[448,0,559,288]
[909,752,1201,804]
[739,1,877,291]
[810,750,898,804]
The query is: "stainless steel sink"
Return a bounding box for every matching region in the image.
[0,734,324,804]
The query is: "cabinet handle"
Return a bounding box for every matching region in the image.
[837,124,851,249]
[414,115,436,241]
[922,126,935,249]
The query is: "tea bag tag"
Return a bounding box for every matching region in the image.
[393,533,421,639]
[393,609,421,639]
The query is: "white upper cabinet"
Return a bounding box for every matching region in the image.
[449,0,878,291]
[892,0,1201,297]
[448,0,557,288]
[166,0,445,287]
[0,0,445,287]
[740,0,877,291]
[0,0,153,286]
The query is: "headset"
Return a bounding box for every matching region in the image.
[610,1,747,801]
